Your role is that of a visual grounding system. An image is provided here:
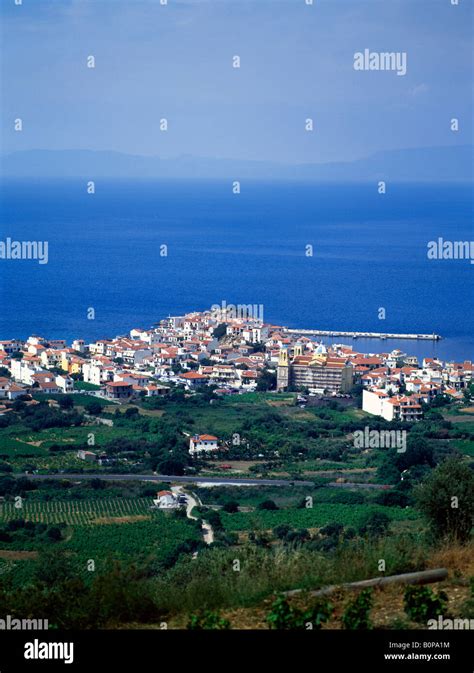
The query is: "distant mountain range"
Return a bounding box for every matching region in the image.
[1,145,472,181]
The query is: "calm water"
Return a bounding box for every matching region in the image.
[1,179,473,362]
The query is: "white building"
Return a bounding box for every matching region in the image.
[362,389,390,418]
[82,362,114,386]
[10,359,44,385]
[72,339,86,353]
[77,450,97,462]
[55,374,74,393]
[189,434,219,454]
[385,350,407,369]
[122,347,152,366]
[363,388,423,422]
[153,490,177,509]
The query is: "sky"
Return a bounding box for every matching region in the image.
[1,0,473,164]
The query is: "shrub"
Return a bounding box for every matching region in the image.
[58,396,74,410]
[222,501,239,514]
[358,512,390,539]
[374,490,409,508]
[415,458,474,543]
[158,459,185,476]
[320,522,344,537]
[46,526,63,541]
[285,529,310,544]
[273,524,292,540]
[187,610,230,630]
[84,401,102,416]
[403,586,448,623]
[342,589,373,630]
[206,510,223,531]
[266,595,332,630]
[258,500,278,511]
[309,598,333,629]
[124,406,139,418]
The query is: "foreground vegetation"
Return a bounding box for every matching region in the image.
[0,390,472,628]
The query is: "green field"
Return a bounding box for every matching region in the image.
[0,437,44,453]
[0,423,147,455]
[65,516,201,566]
[0,497,154,525]
[452,439,474,457]
[32,393,114,406]
[73,382,101,391]
[0,497,203,581]
[220,504,420,532]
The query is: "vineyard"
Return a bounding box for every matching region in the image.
[0,498,154,525]
[66,517,202,566]
[220,504,420,532]
[0,497,203,580]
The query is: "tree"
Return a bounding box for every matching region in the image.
[85,400,102,416]
[222,501,239,513]
[58,396,74,410]
[377,450,402,485]
[358,511,390,538]
[206,510,223,531]
[90,478,106,490]
[430,394,451,408]
[257,499,278,511]
[256,369,277,392]
[34,549,75,588]
[415,458,474,543]
[396,437,435,472]
[12,399,27,413]
[286,528,310,543]
[273,524,292,540]
[124,407,139,418]
[374,489,409,508]
[320,522,344,538]
[158,459,185,476]
[377,438,436,485]
[46,526,63,542]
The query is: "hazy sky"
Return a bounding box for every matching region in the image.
[1,0,472,163]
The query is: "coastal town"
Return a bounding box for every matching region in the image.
[0,312,473,635]
[0,306,472,440]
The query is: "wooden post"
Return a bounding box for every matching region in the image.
[283,568,449,598]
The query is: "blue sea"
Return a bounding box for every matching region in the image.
[1,179,473,363]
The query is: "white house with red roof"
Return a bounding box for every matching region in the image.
[363,389,423,422]
[189,434,219,454]
[179,371,208,389]
[153,490,178,508]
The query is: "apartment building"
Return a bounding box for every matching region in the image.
[277,346,353,393]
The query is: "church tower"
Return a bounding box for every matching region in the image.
[277,348,290,391]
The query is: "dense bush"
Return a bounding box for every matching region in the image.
[358,511,391,539]
[266,595,332,630]
[18,402,83,431]
[342,589,373,630]
[403,586,448,623]
[0,519,64,545]
[222,501,239,513]
[415,458,474,543]
[187,610,230,630]
[258,499,279,511]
